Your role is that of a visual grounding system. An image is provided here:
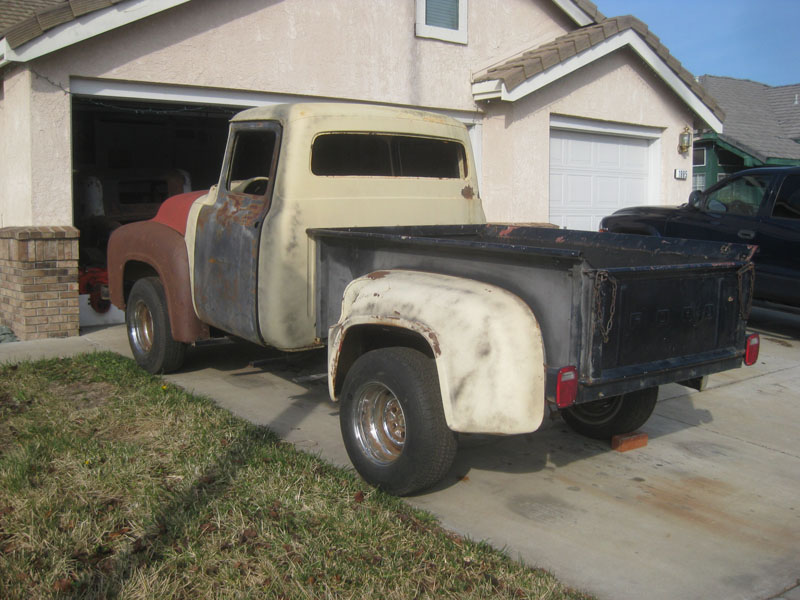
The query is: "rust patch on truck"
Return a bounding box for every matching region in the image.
[461,185,475,199]
[498,226,519,237]
[367,270,390,280]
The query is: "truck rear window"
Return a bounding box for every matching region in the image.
[311,133,466,178]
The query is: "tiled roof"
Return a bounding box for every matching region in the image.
[474,15,725,124]
[0,0,126,49]
[698,76,800,162]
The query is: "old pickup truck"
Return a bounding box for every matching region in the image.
[108,103,760,495]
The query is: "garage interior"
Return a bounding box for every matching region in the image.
[70,97,239,319]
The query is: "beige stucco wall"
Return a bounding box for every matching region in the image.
[2,0,577,227]
[481,48,696,222]
[0,0,701,228]
[1,67,34,227]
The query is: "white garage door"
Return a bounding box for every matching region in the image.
[549,129,650,231]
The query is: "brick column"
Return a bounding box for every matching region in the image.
[0,226,80,340]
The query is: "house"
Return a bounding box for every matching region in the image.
[693,75,800,190]
[0,0,724,339]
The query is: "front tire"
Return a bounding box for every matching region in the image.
[561,387,658,440]
[126,277,186,374]
[339,347,457,496]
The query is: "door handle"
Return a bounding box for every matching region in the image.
[738,229,756,240]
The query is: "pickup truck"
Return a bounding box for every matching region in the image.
[600,166,800,311]
[108,103,760,495]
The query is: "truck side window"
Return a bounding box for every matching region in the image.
[705,174,771,216]
[227,130,277,194]
[312,133,465,178]
[772,175,800,219]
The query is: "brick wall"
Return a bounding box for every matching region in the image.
[0,226,80,340]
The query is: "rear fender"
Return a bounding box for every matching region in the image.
[329,270,545,434]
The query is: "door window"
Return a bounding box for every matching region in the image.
[772,175,800,220]
[704,174,772,216]
[226,129,278,195]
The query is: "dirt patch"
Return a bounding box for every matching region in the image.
[50,381,116,410]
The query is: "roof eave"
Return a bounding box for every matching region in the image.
[0,0,191,67]
[472,29,723,134]
[550,0,601,26]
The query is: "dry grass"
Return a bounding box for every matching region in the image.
[0,352,593,599]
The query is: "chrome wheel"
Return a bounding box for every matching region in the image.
[129,299,154,355]
[353,382,406,466]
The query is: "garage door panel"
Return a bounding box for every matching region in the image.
[620,177,647,205]
[565,137,592,167]
[550,129,651,230]
[566,175,593,207]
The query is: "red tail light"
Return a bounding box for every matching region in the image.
[556,366,579,408]
[744,333,760,366]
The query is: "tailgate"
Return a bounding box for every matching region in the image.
[583,260,754,397]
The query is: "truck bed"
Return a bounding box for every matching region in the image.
[310,225,756,404]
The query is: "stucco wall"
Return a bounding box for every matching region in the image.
[5,0,578,227]
[481,49,696,223]
[1,67,34,227]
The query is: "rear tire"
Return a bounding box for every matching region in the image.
[561,387,658,440]
[126,277,186,374]
[339,347,457,496]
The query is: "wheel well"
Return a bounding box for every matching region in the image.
[333,325,435,398]
[122,261,158,302]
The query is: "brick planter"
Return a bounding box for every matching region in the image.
[0,226,80,340]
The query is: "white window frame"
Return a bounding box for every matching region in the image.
[415,0,468,45]
[693,147,706,167]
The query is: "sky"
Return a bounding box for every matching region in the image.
[596,0,800,87]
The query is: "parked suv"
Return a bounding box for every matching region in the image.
[600,167,800,310]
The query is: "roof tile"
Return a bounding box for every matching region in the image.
[4,18,44,48]
[556,40,577,62]
[71,0,113,18]
[37,3,75,31]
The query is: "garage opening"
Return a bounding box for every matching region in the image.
[71,97,239,319]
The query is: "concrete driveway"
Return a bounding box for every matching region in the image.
[2,307,798,600]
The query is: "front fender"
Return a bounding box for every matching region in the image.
[329,270,545,434]
[108,220,208,343]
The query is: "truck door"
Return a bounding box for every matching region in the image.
[193,121,281,343]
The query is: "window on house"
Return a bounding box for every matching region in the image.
[693,147,706,167]
[311,133,466,178]
[692,172,706,192]
[415,0,468,44]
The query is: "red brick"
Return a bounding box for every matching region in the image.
[611,432,648,452]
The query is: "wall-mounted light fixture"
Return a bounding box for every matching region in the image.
[678,126,692,154]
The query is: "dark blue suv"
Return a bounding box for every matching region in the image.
[600,167,800,310]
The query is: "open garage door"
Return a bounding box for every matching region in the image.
[71,97,237,322]
[549,128,652,231]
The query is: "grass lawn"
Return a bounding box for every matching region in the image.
[0,352,592,599]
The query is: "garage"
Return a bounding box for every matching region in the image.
[549,127,653,231]
[71,96,238,320]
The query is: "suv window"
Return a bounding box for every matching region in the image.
[772,175,800,220]
[705,174,772,216]
[311,133,466,178]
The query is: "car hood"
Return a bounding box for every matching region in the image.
[609,205,686,218]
